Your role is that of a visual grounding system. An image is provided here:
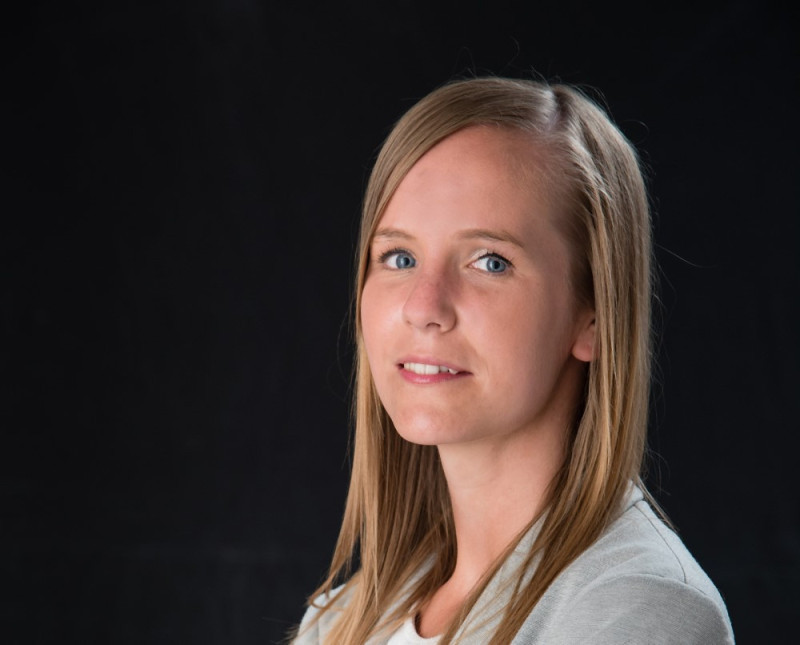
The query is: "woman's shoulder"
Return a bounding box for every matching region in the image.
[293,584,352,645]
[293,563,432,644]
[513,486,734,644]
[584,487,722,593]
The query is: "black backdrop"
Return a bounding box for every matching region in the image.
[3,1,798,643]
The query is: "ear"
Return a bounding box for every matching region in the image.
[571,313,596,362]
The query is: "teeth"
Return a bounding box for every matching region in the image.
[403,362,459,375]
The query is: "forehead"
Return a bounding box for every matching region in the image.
[377,125,558,235]
[407,125,546,185]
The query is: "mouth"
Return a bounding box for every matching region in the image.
[395,356,470,385]
[402,362,461,376]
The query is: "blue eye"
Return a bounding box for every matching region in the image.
[474,253,510,274]
[380,250,416,269]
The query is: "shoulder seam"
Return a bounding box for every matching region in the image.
[631,501,689,584]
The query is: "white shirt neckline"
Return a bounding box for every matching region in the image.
[386,616,441,644]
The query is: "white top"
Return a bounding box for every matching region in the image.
[386,617,441,645]
[295,485,734,644]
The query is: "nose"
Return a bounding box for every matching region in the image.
[402,269,457,332]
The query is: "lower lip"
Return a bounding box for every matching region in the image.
[398,366,470,384]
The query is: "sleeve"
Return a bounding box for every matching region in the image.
[520,573,735,645]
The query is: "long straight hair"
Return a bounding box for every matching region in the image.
[300,77,656,644]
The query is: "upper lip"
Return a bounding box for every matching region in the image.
[397,355,470,373]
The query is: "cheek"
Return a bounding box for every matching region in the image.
[493,309,548,379]
[359,289,377,361]
[360,281,391,362]
[481,288,575,379]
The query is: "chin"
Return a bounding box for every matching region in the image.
[390,414,459,446]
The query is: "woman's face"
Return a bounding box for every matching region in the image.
[360,126,595,449]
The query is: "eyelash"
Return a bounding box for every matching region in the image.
[473,251,513,274]
[377,247,409,263]
[374,248,514,273]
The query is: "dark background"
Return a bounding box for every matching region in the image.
[2,1,797,643]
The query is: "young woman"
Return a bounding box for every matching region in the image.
[294,77,734,644]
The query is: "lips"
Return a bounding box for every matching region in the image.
[403,362,460,375]
[397,357,470,384]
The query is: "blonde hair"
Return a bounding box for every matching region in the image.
[299,77,656,644]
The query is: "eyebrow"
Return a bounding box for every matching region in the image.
[372,227,413,242]
[457,228,525,248]
[372,227,525,248]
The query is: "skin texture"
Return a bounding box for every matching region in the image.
[360,125,595,637]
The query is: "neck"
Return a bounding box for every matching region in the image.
[437,423,564,591]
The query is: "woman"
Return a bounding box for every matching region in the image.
[294,77,734,644]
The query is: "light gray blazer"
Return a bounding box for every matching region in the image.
[296,486,734,644]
